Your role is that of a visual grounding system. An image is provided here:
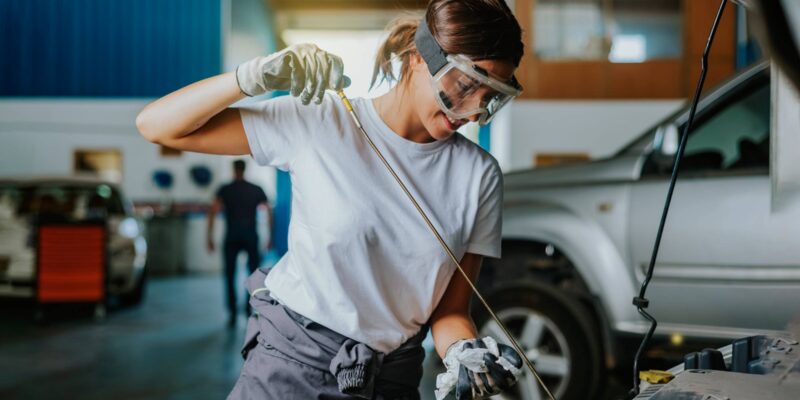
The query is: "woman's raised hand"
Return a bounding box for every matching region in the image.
[236,43,350,105]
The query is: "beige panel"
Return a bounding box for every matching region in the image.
[608,61,684,99]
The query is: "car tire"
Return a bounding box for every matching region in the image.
[472,283,604,400]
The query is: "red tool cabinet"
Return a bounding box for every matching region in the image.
[37,224,106,304]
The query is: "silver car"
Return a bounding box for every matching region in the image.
[0,177,147,305]
[474,62,800,399]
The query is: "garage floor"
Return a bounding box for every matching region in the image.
[0,275,631,400]
[0,276,244,399]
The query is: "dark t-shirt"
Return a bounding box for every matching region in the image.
[216,180,267,232]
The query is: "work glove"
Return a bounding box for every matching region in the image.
[235,43,350,105]
[435,337,524,400]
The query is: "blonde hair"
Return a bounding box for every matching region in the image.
[370,16,420,90]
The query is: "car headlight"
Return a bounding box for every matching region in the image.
[118,218,140,239]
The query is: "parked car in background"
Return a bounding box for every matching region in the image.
[0,177,147,305]
[473,61,800,399]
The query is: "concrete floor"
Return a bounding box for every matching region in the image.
[0,276,245,399]
[0,275,635,399]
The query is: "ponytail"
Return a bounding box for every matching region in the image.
[370,16,420,90]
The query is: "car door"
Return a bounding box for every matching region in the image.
[628,72,800,335]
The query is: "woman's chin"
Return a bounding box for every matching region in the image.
[434,130,456,141]
[428,125,454,141]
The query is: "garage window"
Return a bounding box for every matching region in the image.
[534,0,682,62]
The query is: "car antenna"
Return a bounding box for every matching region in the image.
[629,0,731,396]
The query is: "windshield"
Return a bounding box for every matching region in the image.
[0,182,125,221]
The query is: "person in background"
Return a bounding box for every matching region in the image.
[207,159,271,326]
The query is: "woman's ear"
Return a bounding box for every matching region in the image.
[410,51,426,71]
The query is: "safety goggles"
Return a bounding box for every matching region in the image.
[414,18,522,125]
[430,54,522,125]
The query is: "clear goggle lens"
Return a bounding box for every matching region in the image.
[431,55,521,125]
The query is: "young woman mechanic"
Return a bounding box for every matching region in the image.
[137,1,526,398]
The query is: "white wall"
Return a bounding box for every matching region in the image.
[492,99,685,171]
[0,99,276,203]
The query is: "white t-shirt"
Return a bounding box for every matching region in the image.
[238,93,503,353]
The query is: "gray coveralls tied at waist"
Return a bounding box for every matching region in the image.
[227,268,428,400]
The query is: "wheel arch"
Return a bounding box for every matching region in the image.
[494,203,639,366]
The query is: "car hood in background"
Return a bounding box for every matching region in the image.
[503,155,642,190]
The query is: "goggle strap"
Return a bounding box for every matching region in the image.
[414,18,448,76]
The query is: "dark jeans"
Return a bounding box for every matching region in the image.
[224,229,261,317]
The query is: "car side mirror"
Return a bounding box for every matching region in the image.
[653,124,679,156]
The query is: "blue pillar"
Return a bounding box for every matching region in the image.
[735,6,761,69]
[270,91,292,259]
[478,122,492,151]
[271,169,291,257]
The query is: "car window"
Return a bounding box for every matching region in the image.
[643,77,770,176]
[682,83,770,170]
[12,183,126,219]
[106,187,126,215]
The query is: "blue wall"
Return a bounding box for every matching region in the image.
[0,0,222,97]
